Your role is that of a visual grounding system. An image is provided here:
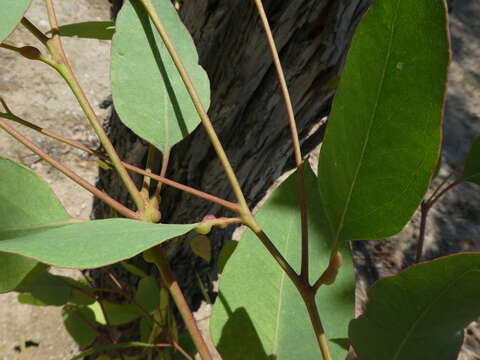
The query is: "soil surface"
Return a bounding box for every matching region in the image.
[0,0,479,359]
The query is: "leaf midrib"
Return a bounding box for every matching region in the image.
[392,269,474,359]
[271,215,295,355]
[333,0,401,243]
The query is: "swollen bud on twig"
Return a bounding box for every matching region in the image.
[320,251,343,285]
[19,46,42,60]
[194,214,216,235]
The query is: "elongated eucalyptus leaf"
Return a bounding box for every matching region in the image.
[56,21,115,40]
[349,253,480,360]
[0,218,196,268]
[111,0,210,151]
[0,158,70,292]
[317,0,450,242]
[211,167,354,359]
[462,138,480,185]
[0,0,32,41]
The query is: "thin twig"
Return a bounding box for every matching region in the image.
[0,111,239,213]
[153,147,171,199]
[99,271,126,360]
[425,171,456,203]
[138,0,249,215]
[43,0,145,214]
[415,202,429,263]
[0,117,140,219]
[21,17,49,45]
[416,179,461,262]
[427,180,461,207]
[142,144,157,198]
[301,292,332,360]
[173,341,194,360]
[252,0,309,279]
[71,342,172,360]
[146,246,213,360]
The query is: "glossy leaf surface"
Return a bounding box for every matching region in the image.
[111,0,210,151]
[0,219,195,268]
[349,253,480,360]
[317,0,450,242]
[0,0,32,41]
[0,158,70,291]
[211,167,354,359]
[463,138,480,185]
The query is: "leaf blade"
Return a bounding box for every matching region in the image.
[111,0,210,151]
[462,138,480,185]
[0,219,196,268]
[0,1,32,42]
[0,157,70,291]
[349,253,480,360]
[56,21,115,40]
[317,0,450,242]
[211,167,354,359]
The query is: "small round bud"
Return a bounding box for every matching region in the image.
[195,222,212,235]
[19,46,41,60]
[320,252,343,285]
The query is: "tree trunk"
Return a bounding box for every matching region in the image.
[91,0,480,358]
[93,0,371,309]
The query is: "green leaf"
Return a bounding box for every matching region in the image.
[18,293,48,306]
[462,138,480,185]
[0,158,71,291]
[0,0,32,41]
[0,252,40,293]
[0,218,196,268]
[56,21,115,40]
[16,272,71,306]
[121,261,149,278]
[62,277,95,306]
[140,316,153,343]
[217,240,238,274]
[349,253,480,360]
[317,0,450,242]
[111,0,210,151]
[211,166,354,359]
[88,300,140,326]
[134,276,160,313]
[63,306,98,347]
[189,235,212,262]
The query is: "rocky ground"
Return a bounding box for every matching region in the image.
[0,0,479,359]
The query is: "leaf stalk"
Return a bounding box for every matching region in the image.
[43,0,145,214]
